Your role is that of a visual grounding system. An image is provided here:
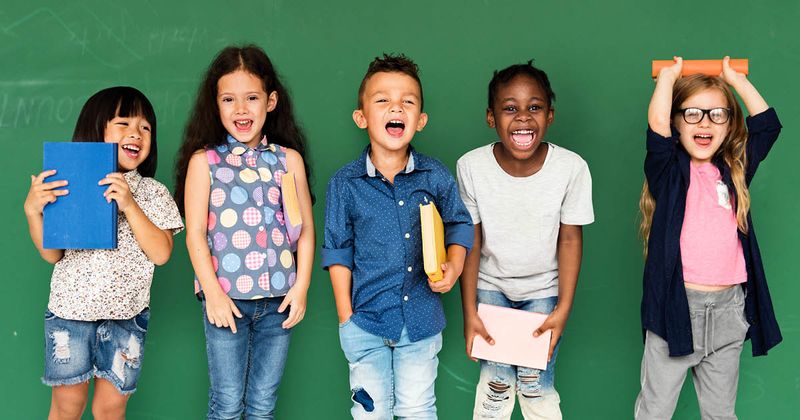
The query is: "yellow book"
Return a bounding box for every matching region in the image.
[420,201,447,282]
[281,171,303,251]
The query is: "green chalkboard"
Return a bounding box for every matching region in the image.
[2,1,798,418]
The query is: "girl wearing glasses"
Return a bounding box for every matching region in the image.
[634,56,782,419]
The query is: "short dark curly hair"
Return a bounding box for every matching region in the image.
[357,53,424,110]
[488,60,555,109]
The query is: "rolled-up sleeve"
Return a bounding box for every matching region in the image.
[321,175,354,270]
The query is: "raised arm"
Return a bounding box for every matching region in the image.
[23,170,66,264]
[648,57,683,137]
[720,56,769,116]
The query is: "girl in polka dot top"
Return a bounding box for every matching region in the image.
[174,45,315,418]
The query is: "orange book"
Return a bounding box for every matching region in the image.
[651,59,748,78]
[420,201,446,282]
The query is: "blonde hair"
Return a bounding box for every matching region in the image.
[639,75,750,254]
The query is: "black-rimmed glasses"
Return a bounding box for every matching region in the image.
[675,107,731,124]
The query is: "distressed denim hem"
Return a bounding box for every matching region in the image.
[94,371,138,395]
[41,369,94,388]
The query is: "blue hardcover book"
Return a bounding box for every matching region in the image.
[43,142,118,249]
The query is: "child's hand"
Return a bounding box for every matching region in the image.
[278,286,308,329]
[464,312,494,361]
[533,308,569,362]
[428,261,459,293]
[720,55,748,87]
[205,291,243,333]
[99,173,136,212]
[657,56,683,83]
[24,170,68,216]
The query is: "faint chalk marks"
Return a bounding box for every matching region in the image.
[1,7,126,69]
[440,362,474,394]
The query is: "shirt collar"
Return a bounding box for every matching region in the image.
[123,169,142,194]
[365,148,416,177]
[226,134,275,156]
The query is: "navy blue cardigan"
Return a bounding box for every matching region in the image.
[642,108,783,357]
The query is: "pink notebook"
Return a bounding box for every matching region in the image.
[470,303,552,370]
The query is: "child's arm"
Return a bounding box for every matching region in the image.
[277,149,315,329]
[329,265,354,323]
[99,173,173,265]
[720,56,769,115]
[428,244,466,293]
[648,56,683,137]
[533,224,583,361]
[185,151,242,333]
[460,224,494,360]
[23,170,66,264]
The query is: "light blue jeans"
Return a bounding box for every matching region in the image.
[473,289,562,420]
[202,297,291,420]
[339,320,442,419]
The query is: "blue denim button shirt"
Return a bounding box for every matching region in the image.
[322,146,474,342]
[642,108,782,357]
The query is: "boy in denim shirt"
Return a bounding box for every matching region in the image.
[322,54,474,419]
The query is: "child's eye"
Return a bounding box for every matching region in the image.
[141,125,151,132]
[248,95,259,101]
[504,106,517,112]
[376,98,388,103]
[528,105,541,112]
[403,100,415,105]
[221,97,233,103]
[116,121,129,126]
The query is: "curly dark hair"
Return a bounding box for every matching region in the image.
[488,60,555,110]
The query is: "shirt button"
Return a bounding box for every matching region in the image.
[404,233,410,239]
[262,252,267,258]
[256,201,263,206]
[259,226,264,231]
[398,200,405,206]
[407,266,412,272]
[403,295,409,302]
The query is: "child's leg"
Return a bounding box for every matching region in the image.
[93,310,150,396]
[49,383,89,420]
[338,319,393,420]
[634,330,702,419]
[474,360,519,419]
[392,327,442,419]
[515,296,561,420]
[43,310,96,419]
[691,287,748,420]
[203,299,256,419]
[242,297,291,419]
[90,378,130,420]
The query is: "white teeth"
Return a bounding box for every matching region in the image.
[389,120,403,124]
[513,129,534,134]
[122,144,140,152]
[235,120,251,127]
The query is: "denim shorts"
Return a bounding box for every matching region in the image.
[42,308,150,395]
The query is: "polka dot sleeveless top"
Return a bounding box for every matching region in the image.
[196,135,296,300]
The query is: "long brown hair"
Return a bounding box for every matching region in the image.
[173,45,312,215]
[639,75,749,253]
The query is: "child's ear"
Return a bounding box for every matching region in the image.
[486,108,496,128]
[267,91,279,112]
[352,109,367,129]
[416,112,428,131]
[547,107,555,125]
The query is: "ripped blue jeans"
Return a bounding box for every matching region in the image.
[339,320,442,419]
[474,289,561,419]
[42,308,149,395]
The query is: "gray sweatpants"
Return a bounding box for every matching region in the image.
[634,286,749,420]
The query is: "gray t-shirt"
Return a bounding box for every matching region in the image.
[456,143,594,300]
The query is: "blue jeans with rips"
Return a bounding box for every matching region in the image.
[339,320,442,419]
[473,289,562,420]
[202,297,291,420]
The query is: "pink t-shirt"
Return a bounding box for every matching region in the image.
[680,162,747,285]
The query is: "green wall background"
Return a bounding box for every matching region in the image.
[2,1,798,418]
